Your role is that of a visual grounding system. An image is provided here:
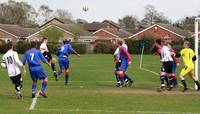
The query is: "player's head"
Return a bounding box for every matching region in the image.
[30,41,37,48]
[42,37,48,43]
[7,41,13,50]
[63,39,71,44]
[183,40,191,48]
[161,40,168,46]
[117,39,123,46]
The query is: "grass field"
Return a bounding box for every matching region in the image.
[0,54,200,114]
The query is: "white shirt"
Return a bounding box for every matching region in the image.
[160,46,173,62]
[1,50,23,77]
[40,43,48,53]
[114,43,128,56]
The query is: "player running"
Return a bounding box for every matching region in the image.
[1,41,23,99]
[175,40,200,92]
[40,37,57,80]
[115,40,131,87]
[56,39,80,85]
[22,41,50,98]
[114,41,133,87]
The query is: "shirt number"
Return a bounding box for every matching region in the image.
[7,56,13,64]
[30,53,34,61]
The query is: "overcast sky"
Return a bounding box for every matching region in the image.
[1,0,200,23]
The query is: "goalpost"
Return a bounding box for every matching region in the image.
[194,18,200,89]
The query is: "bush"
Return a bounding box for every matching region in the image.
[16,40,30,54]
[94,43,116,54]
[0,40,7,53]
[125,37,154,54]
[71,43,87,54]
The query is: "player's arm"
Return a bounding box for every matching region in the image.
[68,45,80,57]
[14,52,23,67]
[39,51,50,65]
[22,54,27,75]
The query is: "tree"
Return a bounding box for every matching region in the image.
[174,16,196,32]
[39,5,53,22]
[39,27,64,42]
[141,5,171,26]
[69,24,85,41]
[0,0,38,26]
[118,15,139,30]
[54,9,72,20]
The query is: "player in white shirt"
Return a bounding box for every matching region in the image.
[40,38,57,80]
[113,40,133,87]
[160,40,174,90]
[1,41,23,99]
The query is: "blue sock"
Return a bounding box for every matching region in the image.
[32,82,37,93]
[41,80,47,91]
[57,70,62,76]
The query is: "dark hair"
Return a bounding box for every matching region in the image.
[7,41,13,50]
[184,40,191,47]
[30,41,37,48]
[63,39,71,44]
[42,37,48,42]
[155,39,161,45]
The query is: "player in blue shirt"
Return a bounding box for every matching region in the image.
[56,39,80,85]
[22,41,50,98]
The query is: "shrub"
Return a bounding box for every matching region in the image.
[94,43,116,54]
[16,40,30,54]
[71,43,87,54]
[0,40,7,53]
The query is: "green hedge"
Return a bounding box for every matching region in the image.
[71,43,87,54]
[125,37,155,54]
[94,43,116,54]
[16,40,30,54]
[0,40,7,53]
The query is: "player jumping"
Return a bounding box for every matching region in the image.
[56,39,80,85]
[175,40,200,92]
[22,41,50,98]
[115,40,131,87]
[40,37,57,80]
[1,41,23,99]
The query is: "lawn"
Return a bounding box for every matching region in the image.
[0,54,200,114]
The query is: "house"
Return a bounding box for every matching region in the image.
[0,24,38,42]
[129,24,191,41]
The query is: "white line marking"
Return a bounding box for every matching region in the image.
[139,67,194,90]
[29,91,40,110]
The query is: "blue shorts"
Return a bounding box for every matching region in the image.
[58,58,69,70]
[119,60,128,72]
[172,61,177,73]
[29,67,46,81]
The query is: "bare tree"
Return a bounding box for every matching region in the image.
[118,15,139,30]
[54,9,72,20]
[39,5,53,22]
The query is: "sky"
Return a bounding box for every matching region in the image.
[1,0,200,23]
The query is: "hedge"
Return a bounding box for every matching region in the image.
[94,43,116,54]
[0,40,7,53]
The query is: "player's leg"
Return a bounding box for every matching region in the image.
[10,74,23,98]
[47,52,57,74]
[124,73,133,86]
[116,71,125,87]
[30,72,38,98]
[114,62,120,86]
[63,59,70,85]
[172,62,178,87]
[179,66,189,92]
[188,70,200,91]
[166,62,174,90]
[160,71,167,89]
[38,69,48,98]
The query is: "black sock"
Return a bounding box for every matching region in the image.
[194,80,200,87]
[168,76,173,88]
[51,63,56,72]
[125,74,133,82]
[115,72,119,82]
[181,80,187,89]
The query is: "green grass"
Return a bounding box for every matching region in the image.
[0,54,200,114]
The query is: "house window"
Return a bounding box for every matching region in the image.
[84,39,91,42]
